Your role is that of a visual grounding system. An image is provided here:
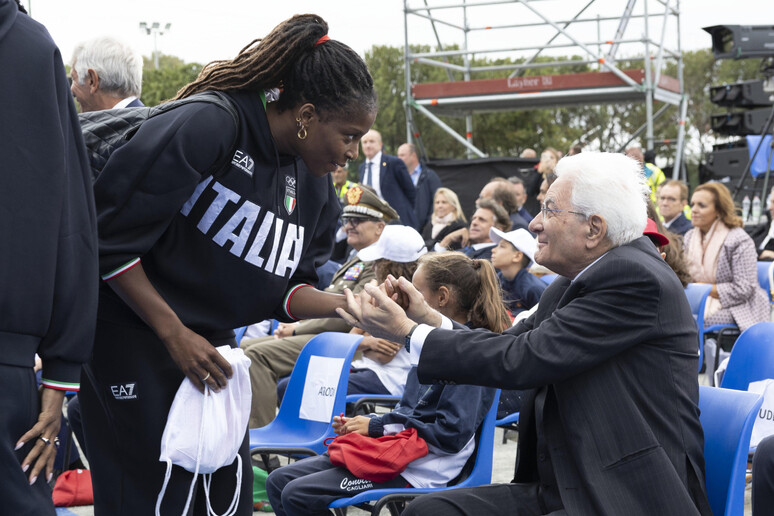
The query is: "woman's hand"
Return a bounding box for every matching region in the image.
[336,285,416,343]
[332,415,371,436]
[274,322,297,339]
[106,263,231,392]
[17,387,65,485]
[162,326,233,393]
[361,336,401,356]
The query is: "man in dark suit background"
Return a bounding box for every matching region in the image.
[70,36,144,111]
[659,180,692,236]
[339,152,712,515]
[398,142,442,232]
[359,130,417,229]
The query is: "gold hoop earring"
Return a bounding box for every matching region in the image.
[296,117,307,140]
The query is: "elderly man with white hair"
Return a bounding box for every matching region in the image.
[70,36,143,112]
[338,152,712,516]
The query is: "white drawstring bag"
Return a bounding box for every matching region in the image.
[155,345,252,516]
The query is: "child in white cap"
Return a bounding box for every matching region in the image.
[489,227,546,316]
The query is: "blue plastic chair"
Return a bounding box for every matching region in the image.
[329,390,501,515]
[496,411,520,444]
[720,322,774,392]
[249,333,362,465]
[540,273,558,285]
[685,283,712,371]
[699,386,763,516]
[684,283,739,373]
[345,393,401,416]
[757,261,774,304]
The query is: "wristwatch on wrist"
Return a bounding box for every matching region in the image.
[404,324,419,352]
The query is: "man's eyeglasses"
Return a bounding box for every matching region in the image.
[540,202,585,219]
[342,217,379,227]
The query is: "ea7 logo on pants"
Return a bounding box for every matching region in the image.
[110,382,138,400]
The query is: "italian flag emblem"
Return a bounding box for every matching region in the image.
[284,192,296,214]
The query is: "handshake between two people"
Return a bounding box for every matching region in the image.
[335,275,443,345]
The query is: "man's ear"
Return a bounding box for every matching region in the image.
[586,214,608,249]
[86,69,100,93]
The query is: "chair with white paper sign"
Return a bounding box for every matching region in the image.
[249,332,362,471]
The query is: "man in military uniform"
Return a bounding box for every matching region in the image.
[242,185,398,428]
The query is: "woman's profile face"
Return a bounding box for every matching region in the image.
[434,193,454,218]
[412,265,441,311]
[690,190,719,233]
[298,106,377,178]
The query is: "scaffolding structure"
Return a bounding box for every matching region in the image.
[403,0,688,177]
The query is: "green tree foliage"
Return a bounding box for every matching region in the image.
[364,44,765,176]
[139,54,203,106]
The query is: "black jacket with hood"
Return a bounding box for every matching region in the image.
[0,0,99,390]
[93,88,341,334]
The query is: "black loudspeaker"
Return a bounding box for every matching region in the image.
[711,108,774,135]
[710,80,774,108]
[703,146,749,182]
[703,25,774,60]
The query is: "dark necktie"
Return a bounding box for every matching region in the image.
[365,161,373,186]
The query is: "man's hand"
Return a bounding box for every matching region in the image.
[439,227,469,249]
[17,387,65,485]
[274,322,298,339]
[162,326,233,393]
[385,275,443,327]
[336,284,416,342]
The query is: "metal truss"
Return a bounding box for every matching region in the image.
[403,0,688,177]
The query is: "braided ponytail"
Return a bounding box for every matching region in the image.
[174,14,375,120]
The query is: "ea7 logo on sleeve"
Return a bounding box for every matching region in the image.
[231,150,255,176]
[110,382,138,400]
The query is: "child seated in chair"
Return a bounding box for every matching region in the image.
[265,252,509,516]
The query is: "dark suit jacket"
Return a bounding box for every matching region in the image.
[665,212,692,236]
[413,166,442,232]
[417,237,711,515]
[359,154,417,229]
[509,211,531,232]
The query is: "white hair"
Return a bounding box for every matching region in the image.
[71,37,143,98]
[555,152,649,248]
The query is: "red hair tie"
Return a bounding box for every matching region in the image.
[315,35,330,46]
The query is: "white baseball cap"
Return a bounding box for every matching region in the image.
[358,225,428,263]
[489,227,537,264]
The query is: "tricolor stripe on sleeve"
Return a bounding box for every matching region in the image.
[41,378,79,392]
[101,257,141,281]
[283,284,313,321]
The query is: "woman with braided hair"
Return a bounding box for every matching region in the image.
[81,14,376,514]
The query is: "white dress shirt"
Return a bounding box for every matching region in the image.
[364,151,383,199]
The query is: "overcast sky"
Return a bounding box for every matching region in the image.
[27,0,767,67]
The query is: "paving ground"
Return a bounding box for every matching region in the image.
[53,426,753,515]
